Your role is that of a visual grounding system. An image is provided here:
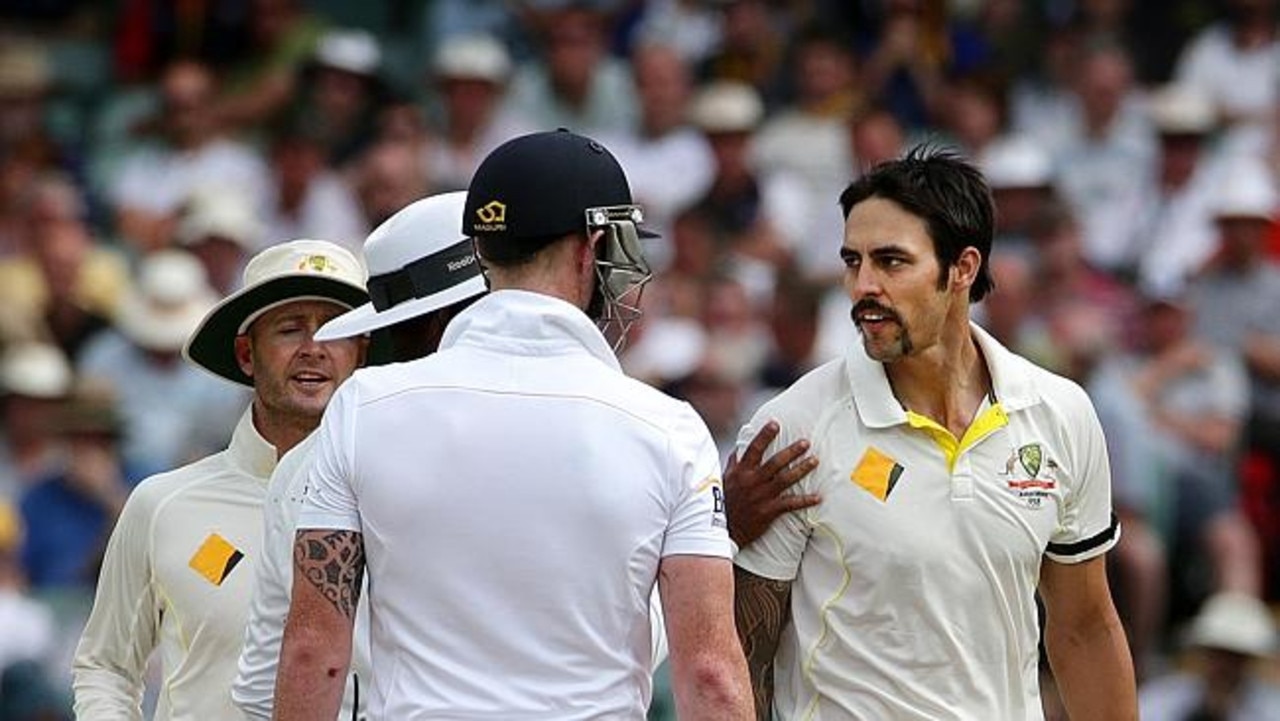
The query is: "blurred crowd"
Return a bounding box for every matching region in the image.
[1,0,1280,718]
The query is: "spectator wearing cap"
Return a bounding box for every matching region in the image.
[425,33,535,193]
[502,4,638,137]
[596,41,715,270]
[1129,84,1226,292]
[77,250,245,474]
[0,343,73,498]
[18,382,137,590]
[235,192,487,721]
[109,59,270,253]
[275,130,752,719]
[73,239,369,721]
[1140,591,1280,720]
[687,80,809,281]
[0,174,128,362]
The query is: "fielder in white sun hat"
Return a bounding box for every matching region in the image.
[184,239,368,385]
[314,191,487,342]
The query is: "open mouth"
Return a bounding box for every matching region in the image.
[290,371,331,389]
[854,307,898,331]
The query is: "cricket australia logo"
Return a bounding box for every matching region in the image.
[1001,442,1058,510]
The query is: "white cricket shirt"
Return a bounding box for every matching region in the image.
[735,323,1119,721]
[234,431,372,720]
[73,408,276,720]
[299,290,730,720]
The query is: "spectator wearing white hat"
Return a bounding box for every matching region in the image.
[0,343,72,498]
[1188,157,1280,594]
[175,186,262,296]
[234,192,486,720]
[1140,591,1280,720]
[1129,84,1227,292]
[425,33,535,193]
[687,80,809,280]
[73,239,370,721]
[291,28,387,168]
[77,250,245,475]
[980,133,1059,254]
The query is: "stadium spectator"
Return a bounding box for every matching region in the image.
[109,59,270,252]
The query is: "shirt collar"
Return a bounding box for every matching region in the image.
[230,406,279,480]
[845,321,1041,429]
[439,289,622,370]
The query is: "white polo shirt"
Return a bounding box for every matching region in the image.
[735,323,1119,721]
[299,290,730,720]
[73,408,276,721]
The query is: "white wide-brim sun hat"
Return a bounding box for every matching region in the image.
[183,239,369,386]
[315,191,487,342]
[116,250,220,353]
[1186,591,1277,658]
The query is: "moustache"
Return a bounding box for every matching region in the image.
[850,300,900,324]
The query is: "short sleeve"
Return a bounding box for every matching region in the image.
[296,382,361,532]
[661,405,732,559]
[1046,388,1120,564]
[730,413,812,582]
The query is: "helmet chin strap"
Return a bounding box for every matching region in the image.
[584,206,653,353]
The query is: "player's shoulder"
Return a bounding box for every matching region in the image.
[752,355,848,429]
[120,452,228,520]
[1002,350,1099,429]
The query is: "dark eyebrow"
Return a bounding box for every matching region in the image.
[840,244,913,261]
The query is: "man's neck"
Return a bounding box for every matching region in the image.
[884,320,991,439]
[250,400,317,459]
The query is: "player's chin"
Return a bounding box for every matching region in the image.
[287,380,338,407]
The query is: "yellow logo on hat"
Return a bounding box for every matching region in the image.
[298,254,337,274]
[476,200,506,227]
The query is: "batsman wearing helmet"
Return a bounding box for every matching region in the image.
[274,130,753,720]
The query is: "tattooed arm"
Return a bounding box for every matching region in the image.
[734,566,792,721]
[274,529,365,721]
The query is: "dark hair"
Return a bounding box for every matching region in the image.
[838,144,996,302]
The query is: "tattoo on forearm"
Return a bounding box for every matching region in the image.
[294,530,365,619]
[734,566,791,721]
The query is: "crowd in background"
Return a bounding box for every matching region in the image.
[1,0,1279,718]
